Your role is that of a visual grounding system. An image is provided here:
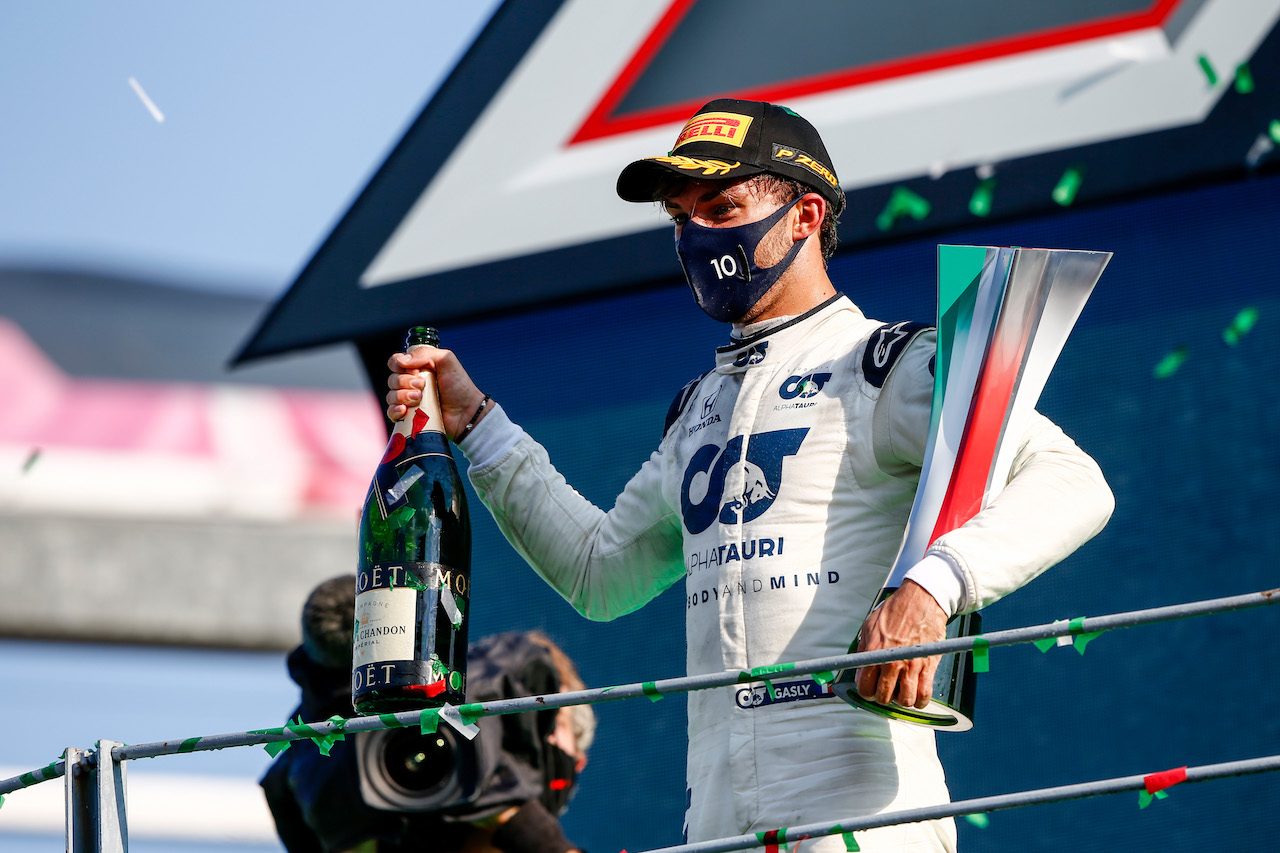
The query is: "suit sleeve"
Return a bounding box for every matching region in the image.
[464,404,687,621]
[876,332,1115,613]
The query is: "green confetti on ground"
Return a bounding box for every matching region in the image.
[1052,166,1084,206]
[1152,347,1188,379]
[1223,307,1259,345]
[969,179,995,217]
[1235,63,1254,94]
[1198,54,1218,86]
[966,813,990,828]
[642,681,663,702]
[971,637,990,673]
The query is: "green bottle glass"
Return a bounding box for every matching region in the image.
[352,327,472,714]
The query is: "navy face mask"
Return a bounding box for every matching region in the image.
[675,200,807,323]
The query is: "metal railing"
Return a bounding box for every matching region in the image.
[3,587,1277,852]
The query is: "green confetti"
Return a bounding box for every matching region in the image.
[751,662,796,679]
[379,713,406,728]
[876,186,931,231]
[1223,307,1259,345]
[1271,120,1280,144]
[1069,617,1103,654]
[1152,347,1188,379]
[1198,54,1218,86]
[764,680,777,700]
[178,737,201,753]
[1073,631,1103,654]
[1052,166,1084,206]
[1235,63,1255,94]
[311,716,347,757]
[834,825,860,852]
[969,178,996,217]
[459,703,485,726]
[263,740,290,758]
[642,681,663,702]
[21,448,40,474]
[387,504,415,531]
[971,637,990,673]
[812,671,836,686]
[0,794,5,810]
[1139,789,1169,809]
[419,708,440,734]
[966,813,990,828]
[1032,636,1057,653]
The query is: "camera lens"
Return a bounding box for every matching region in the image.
[382,729,456,794]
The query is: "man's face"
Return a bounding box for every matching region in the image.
[661,177,773,237]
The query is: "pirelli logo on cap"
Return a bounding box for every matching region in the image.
[672,112,754,150]
[772,143,839,189]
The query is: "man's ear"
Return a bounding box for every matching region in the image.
[793,193,825,240]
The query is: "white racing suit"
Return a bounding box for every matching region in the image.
[461,294,1114,852]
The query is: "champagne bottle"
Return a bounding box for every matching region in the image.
[352,326,472,714]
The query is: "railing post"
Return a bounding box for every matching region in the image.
[63,742,129,852]
[65,746,92,852]
[95,740,129,852]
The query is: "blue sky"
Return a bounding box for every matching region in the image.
[0,1,500,297]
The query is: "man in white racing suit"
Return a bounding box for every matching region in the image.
[386,99,1114,852]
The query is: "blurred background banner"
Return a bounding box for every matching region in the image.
[2,2,1279,852]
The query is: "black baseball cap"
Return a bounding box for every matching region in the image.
[616,98,843,209]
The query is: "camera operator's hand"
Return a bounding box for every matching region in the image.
[469,806,521,831]
[471,800,582,853]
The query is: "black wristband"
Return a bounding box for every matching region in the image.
[490,800,576,853]
[455,394,491,445]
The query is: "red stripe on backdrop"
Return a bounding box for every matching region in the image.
[568,0,698,145]
[571,0,1178,143]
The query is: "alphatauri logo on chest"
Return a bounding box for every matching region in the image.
[680,428,809,534]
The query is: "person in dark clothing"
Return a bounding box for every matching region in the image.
[260,575,593,853]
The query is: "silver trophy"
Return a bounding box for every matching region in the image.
[833,245,1111,731]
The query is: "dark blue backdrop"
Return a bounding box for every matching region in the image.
[443,171,1280,852]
